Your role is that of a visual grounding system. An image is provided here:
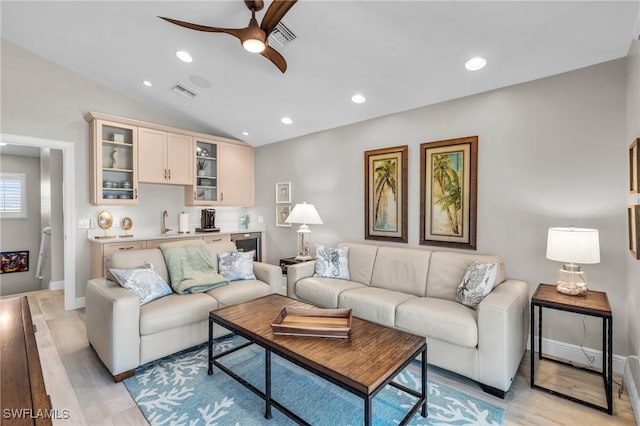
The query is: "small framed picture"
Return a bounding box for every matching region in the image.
[276,205,291,227]
[630,139,640,193]
[276,182,291,203]
[629,205,640,259]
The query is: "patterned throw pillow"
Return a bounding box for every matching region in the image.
[109,262,172,305]
[314,245,350,280]
[456,262,498,309]
[218,251,256,281]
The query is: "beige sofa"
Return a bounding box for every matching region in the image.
[86,240,282,381]
[286,242,529,397]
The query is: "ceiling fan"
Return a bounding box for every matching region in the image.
[159,0,297,73]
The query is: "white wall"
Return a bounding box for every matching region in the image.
[253,58,630,355]
[0,154,41,294]
[0,40,246,299]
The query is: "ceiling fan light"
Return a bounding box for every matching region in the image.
[243,38,266,53]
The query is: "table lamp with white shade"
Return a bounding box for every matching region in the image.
[285,202,323,260]
[546,227,600,296]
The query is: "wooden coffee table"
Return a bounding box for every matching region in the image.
[208,294,427,425]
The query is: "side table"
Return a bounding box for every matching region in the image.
[279,257,313,275]
[530,283,613,414]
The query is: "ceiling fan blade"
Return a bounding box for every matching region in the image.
[260,45,287,73]
[159,17,244,40]
[260,0,298,36]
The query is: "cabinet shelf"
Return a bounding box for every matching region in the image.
[103,167,133,173]
[103,140,133,148]
[102,188,133,192]
[197,185,217,189]
[196,156,217,160]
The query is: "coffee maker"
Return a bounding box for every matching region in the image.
[196,209,220,232]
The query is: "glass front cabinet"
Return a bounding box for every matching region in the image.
[90,119,138,205]
[186,139,219,205]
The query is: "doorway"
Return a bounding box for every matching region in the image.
[0,133,77,310]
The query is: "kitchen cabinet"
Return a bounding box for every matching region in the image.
[89,119,138,205]
[219,143,254,206]
[186,139,219,205]
[186,140,254,206]
[89,233,232,278]
[138,128,193,185]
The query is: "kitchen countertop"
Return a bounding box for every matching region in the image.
[88,228,264,244]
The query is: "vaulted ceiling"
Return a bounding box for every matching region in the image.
[2,1,638,146]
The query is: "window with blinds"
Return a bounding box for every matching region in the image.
[0,173,27,218]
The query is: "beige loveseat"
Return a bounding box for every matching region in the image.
[287,242,529,397]
[86,240,282,380]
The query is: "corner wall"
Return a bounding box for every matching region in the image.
[627,26,640,357]
[254,58,629,355]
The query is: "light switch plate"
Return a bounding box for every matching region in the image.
[77,218,90,229]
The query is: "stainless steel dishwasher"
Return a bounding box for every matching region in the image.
[229,232,262,262]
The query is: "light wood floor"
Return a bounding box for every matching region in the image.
[13,290,638,425]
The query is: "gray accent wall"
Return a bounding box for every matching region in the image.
[0,154,41,294]
[254,59,630,355]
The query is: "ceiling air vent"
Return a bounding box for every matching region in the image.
[171,83,197,100]
[268,20,297,49]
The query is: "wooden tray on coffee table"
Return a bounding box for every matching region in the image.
[270,306,352,338]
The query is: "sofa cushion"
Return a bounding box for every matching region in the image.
[337,242,378,285]
[218,251,256,281]
[314,245,350,280]
[107,248,169,283]
[206,280,272,308]
[139,293,218,335]
[396,297,478,348]
[296,277,366,308]
[109,262,172,305]
[426,252,505,301]
[456,262,498,309]
[206,240,238,265]
[370,247,432,296]
[338,287,416,327]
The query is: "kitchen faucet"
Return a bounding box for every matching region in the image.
[162,210,172,235]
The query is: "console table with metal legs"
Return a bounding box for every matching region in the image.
[530,283,613,415]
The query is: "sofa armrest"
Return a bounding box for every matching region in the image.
[85,278,141,377]
[477,279,529,392]
[253,262,283,294]
[286,261,316,299]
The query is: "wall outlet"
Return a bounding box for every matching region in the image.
[258,216,264,224]
[112,217,121,228]
[77,218,90,229]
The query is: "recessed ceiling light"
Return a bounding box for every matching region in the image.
[242,131,249,136]
[142,80,153,87]
[281,117,293,125]
[351,94,366,104]
[465,56,487,71]
[176,50,193,63]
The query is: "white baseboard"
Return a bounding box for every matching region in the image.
[624,356,640,424]
[73,296,86,310]
[49,280,64,291]
[528,335,626,375]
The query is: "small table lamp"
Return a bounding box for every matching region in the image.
[285,202,323,260]
[546,227,600,296]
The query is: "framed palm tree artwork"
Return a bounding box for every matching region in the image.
[364,145,408,243]
[420,136,478,250]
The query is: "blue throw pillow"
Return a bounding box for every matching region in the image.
[314,245,350,280]
[456,262,498,309]
[218,251,256,281]
[109,262,172,305]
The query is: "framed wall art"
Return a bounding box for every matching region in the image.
[630,139,640,193]
[276,205,292,227]
[0,250,29,274]
[420,136,478,250]
[364,145,408,243]
[629,205,640,259]
[275,182,291,203]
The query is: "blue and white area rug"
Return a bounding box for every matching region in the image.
[124,336,505,425]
